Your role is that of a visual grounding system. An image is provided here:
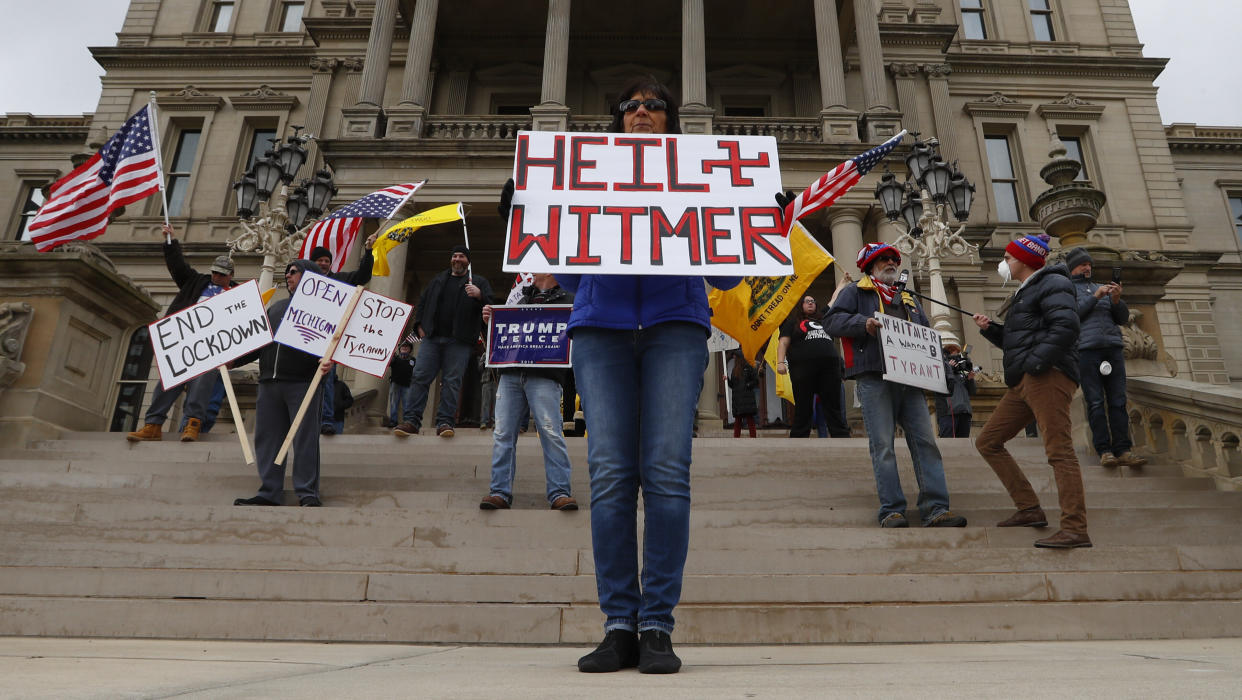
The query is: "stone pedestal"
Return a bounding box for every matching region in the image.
[861,110,904,142]
[0,243,160,447]
[820,108,861,143]
[384,104,427,139]
[339,105,385,139]
[679,104,715,135]
[529,103,570,133]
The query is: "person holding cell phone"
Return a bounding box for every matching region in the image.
[1065,247,1146,469]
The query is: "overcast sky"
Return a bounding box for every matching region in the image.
[1,0,1239,126]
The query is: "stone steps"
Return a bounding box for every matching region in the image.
[0,431,1239,644]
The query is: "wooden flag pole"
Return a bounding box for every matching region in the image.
[218,365,255,465]
[274,285,366,465]
[722,350,732,418]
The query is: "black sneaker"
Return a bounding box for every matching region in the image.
[926,510,968,527]
[578,629,639,673]
[299,495,322,507]
[233,496,279,506]
[638,630,682,674]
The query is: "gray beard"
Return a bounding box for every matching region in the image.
[875,268,899,284]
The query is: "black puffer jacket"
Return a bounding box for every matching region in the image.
[980,263,1081,387]
[162,239,237,315]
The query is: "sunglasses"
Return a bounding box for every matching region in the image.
[876,255,900,263]
[619,98,667,113]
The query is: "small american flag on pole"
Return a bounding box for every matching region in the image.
[781,130,906,236]
[298,180,425,272]
[28,105,164,252]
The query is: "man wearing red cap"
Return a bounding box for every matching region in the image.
[824,243,967,529]
[972,233,1091,548]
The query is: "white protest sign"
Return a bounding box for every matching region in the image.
[273,271,355,357]
[503,131,792,277]
[878,312,947,394]
[149,280,272,389]
[332,290,413,377]
[707,324,740,354]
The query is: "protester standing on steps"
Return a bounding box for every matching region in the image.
[726,349,760,438]
[232,259,332,508]
[127,223,237,444]
[392,246,492,439]
[385,342,415,428]
[1066,247,1147,469]
[935,341,977,438]
[309,235,378,436]
[823,243,967,530]
[478,274,577,511]
[498,77,742,675]
[973,233,1092,549]
[776,294,850,438]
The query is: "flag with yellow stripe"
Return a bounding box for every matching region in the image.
[371,203,464,276]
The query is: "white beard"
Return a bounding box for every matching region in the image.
[875,268,900,284]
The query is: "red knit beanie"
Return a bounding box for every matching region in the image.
[1005,233,1051,270]
[856,242,901,272]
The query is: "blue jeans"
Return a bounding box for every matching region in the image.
[855,373,952,525]
[572,322,707,635]
[402,336,473,429]
[320,367,336,428]
[1079,346,1132,456]
[388,382,414,425]
[487,372,572,505]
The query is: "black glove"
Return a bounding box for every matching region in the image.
[774,190,796,209]
[498,178,515,219]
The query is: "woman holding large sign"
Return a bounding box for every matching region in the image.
[522,78,742,674]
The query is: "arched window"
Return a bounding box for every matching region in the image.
[110,327,154,432]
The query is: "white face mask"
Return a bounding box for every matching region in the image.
[997,260,1012,283]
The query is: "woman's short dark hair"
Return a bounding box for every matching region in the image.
[609,76,681,134]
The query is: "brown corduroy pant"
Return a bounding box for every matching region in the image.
[975,369,1088,534]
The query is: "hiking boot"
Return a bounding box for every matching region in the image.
[927,510,968,527]
[1117,451,1147,468]
[392,422,418,437]
[1034,530,1093,549]
[436,424,454,438]
[180,418,202,442]
[578,630,639,673]
[880,512,908,528]
[479,495,510,510]
[126,423,162,442]
[638,630,682,674]
[299,495,322,507]
[997,506,1048,528]
[320,425,336,436]
[550,496,579,511]
[1100,452,1119,468]
[233,496,280,506]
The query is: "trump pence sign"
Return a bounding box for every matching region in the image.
[503,131,793,277]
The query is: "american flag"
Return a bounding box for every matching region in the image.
[28,105,163,252]
[505,273,535,305]
[781,130,906,236]
[298,180,425,272]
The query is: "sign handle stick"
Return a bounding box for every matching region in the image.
[218,365,255,465]
[458,202,472,284]
[722,350,732,418]
[275,285,366,465]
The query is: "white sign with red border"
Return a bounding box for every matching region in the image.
[503,131,792,277]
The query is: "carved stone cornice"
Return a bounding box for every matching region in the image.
[90,46,318,71]
[888,62,922,79]
[157,85,225,111]
[949,53,1168,80]
[963,92,1033,119]
[309,57,341,73]
[302,16,410,44]
[922,63,952,79]
[228,85,300,111]
[1036,93,1105,121]
[877,23,959,50]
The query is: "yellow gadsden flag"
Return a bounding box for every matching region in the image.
[708,221,834,363]
[372,203,464,276]
[764,326,795,404]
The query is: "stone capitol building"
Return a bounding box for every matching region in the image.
[2,0,1241,482]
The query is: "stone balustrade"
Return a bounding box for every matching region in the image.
[423,116,530,140]
[714,117,822,143]
[1125,376,1242,491]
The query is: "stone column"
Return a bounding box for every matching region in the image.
[531,0,572,132]
[814,0,858,142]
[679,0,714,134]
[889,62,921,135]
[852,0,902,141]
[923,63,958,157]
[302,58,339,175]
[698,346,722,425]
[829,208,865,286]
[388,0,441,138]
[340,0,398,137]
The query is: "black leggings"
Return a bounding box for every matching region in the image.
[789,359,849,438]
